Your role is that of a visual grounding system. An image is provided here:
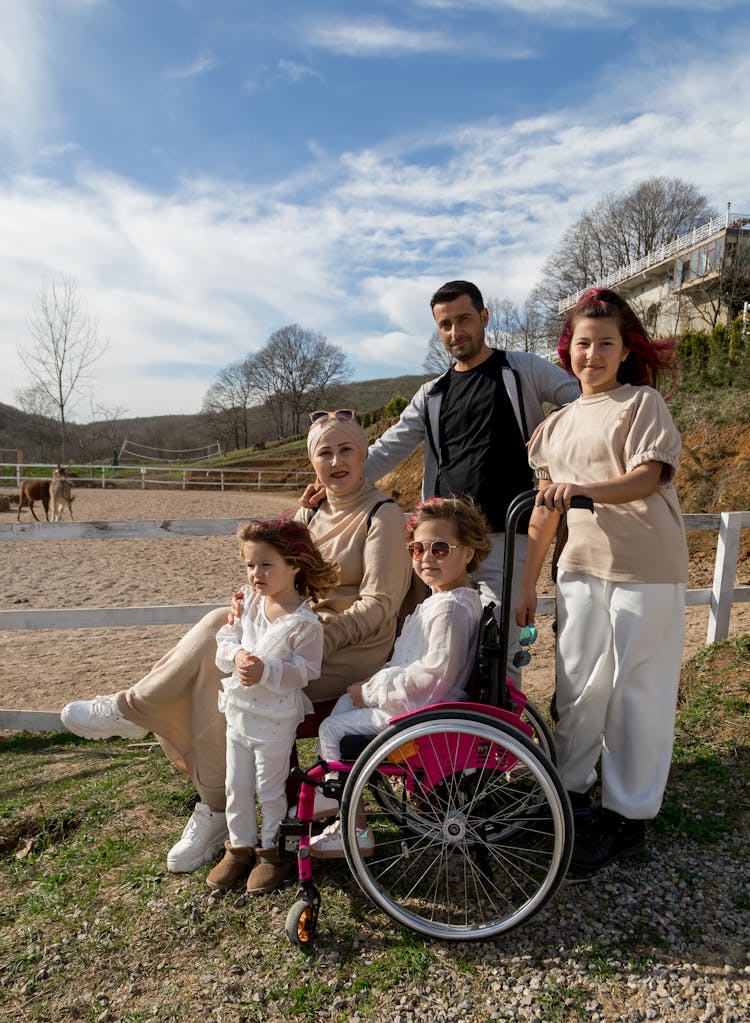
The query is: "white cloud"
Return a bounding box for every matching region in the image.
[164,50,219,79]
[1,26,749,416]
[0,1,51,154]
[305,19,472,56]
[277,59,322,84]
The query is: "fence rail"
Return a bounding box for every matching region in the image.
[0,462,315,492]
[0,511,747,732]
[558,211,750,312]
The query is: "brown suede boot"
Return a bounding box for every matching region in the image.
[246,847,293,894]
[205,841,256,890]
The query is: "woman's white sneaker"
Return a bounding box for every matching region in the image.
[61,695,148,740]
[167,803,228,872]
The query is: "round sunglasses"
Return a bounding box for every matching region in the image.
[406,540,460,561]
[512,624,538,668]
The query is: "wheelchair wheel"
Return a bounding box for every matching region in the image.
[340,710,572,941]
[285,898,319,947]
[519,699,557,765]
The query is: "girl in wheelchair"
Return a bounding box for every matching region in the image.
[309,496,491,858]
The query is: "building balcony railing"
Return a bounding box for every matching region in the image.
[558,212,750,313]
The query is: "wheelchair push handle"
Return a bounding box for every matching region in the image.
[495,490,594,689]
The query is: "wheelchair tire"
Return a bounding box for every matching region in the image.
[340,709,572,941]
[519,698,557,765]
[285,898,319,947]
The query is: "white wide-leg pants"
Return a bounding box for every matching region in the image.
[225,724,293,849]
[554,570,685,820]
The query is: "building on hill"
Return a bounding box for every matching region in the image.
[558,206,750,337]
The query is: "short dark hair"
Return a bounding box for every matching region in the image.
[430,280,485,314]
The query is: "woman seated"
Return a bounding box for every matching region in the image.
[61,412,412,874]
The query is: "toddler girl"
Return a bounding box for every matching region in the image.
[310,496,491,857]
[515,287,688,876]
[206,517,338,893]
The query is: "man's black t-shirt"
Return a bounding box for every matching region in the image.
[434,350,533,532]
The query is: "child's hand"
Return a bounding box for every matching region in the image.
[227,591,244,625]
[347,682,365,708]
[234,651,264,686]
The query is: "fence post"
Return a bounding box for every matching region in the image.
[101,466,106,489]
[706,511,742,644]
[182,470,186,492]
[140,467,146,490]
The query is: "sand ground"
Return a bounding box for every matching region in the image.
[1,486,748,713]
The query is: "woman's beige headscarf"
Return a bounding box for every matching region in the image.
[306,417,369,459]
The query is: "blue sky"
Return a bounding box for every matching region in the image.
[1,0,749,419]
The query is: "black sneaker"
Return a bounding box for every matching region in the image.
[568,810,646,878]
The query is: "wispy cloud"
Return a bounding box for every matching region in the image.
[0,19,748,415]
[414,0,736,14]
[305,19,466,56]
[164,50,219,79]
[277,59,322,84]
[0,1,51,155]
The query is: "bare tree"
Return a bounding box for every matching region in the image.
[486,298,520,348]
[248,325,351,438]
[423,329,453,374]
[17,276,107,461]
[202,359,257,452]
[535,177,715,315]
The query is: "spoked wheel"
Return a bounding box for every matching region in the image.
[340,710,572,941]
[285,897,320,947]
[518,699,557,765]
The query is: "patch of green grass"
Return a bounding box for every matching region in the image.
[1,632,747,1023]
[536,979,589,1023]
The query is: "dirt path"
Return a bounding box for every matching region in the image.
[1,487,747,713]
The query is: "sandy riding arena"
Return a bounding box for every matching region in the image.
[1,487,748,716]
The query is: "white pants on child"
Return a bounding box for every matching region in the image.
[225,724,292,848]
[554,570,685,820]
[318,693,392,762]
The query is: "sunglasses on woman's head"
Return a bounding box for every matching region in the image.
[309,409,358,424]
[407,540,460,560]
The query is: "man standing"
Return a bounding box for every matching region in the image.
[364,280,580,676]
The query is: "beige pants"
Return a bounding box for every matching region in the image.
[116,608,395,809]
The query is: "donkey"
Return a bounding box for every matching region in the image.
[50,466,74,521]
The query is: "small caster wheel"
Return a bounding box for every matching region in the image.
[285,898,319,947]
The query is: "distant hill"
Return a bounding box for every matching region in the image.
[0,373,431,464]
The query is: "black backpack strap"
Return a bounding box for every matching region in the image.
[366,498,395,531]
[306,498,393,531]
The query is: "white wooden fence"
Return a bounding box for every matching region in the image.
[1,462,315,492]
[1,511,748,733]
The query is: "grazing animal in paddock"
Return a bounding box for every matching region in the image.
[50,470,74,521]
[17,477,51,521]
